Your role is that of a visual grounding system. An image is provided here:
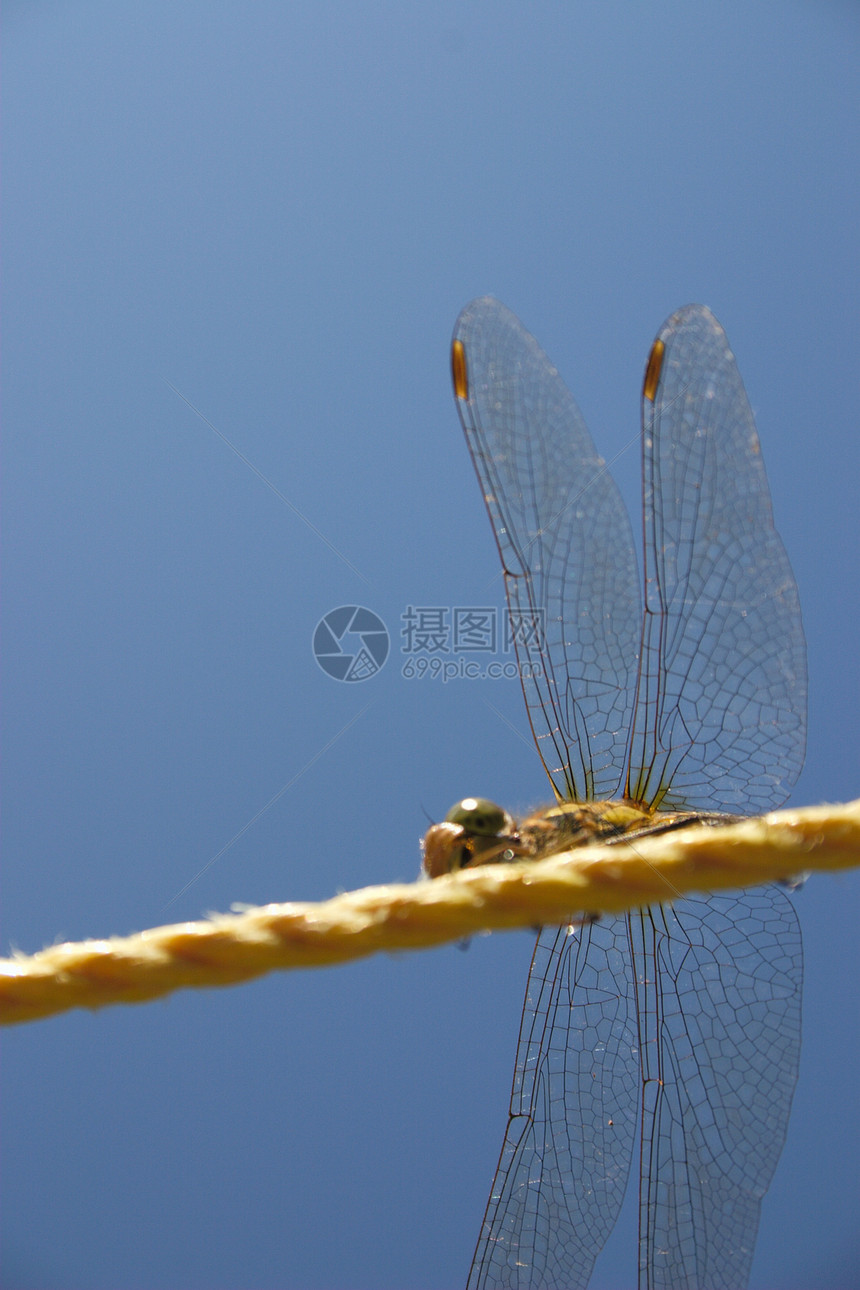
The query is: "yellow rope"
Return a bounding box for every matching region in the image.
[2,798,858,1027]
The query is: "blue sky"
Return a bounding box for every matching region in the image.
[3,3,859,1288]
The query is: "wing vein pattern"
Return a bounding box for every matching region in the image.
[452,299,806,1289]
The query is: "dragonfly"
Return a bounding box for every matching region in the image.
[422,299,807,1290]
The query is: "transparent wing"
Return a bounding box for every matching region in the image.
[625,305,807,812]
[457,301,807,1290]
[633,888,802,1290]
[467,891,802,1290]
[466,922,640,1290]
[453,297,641,802]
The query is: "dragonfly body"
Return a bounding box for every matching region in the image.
[423,300,806,1289]
[423,795,732,877]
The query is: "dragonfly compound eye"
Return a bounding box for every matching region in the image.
[444,797,509,837]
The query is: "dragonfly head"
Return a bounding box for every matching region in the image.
[421,798,519,877]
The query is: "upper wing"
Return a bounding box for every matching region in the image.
[452,298,641,802]
[466,921,640,1290]
[625,305,807,813]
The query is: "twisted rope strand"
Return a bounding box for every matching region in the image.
[2,798,857,1026]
